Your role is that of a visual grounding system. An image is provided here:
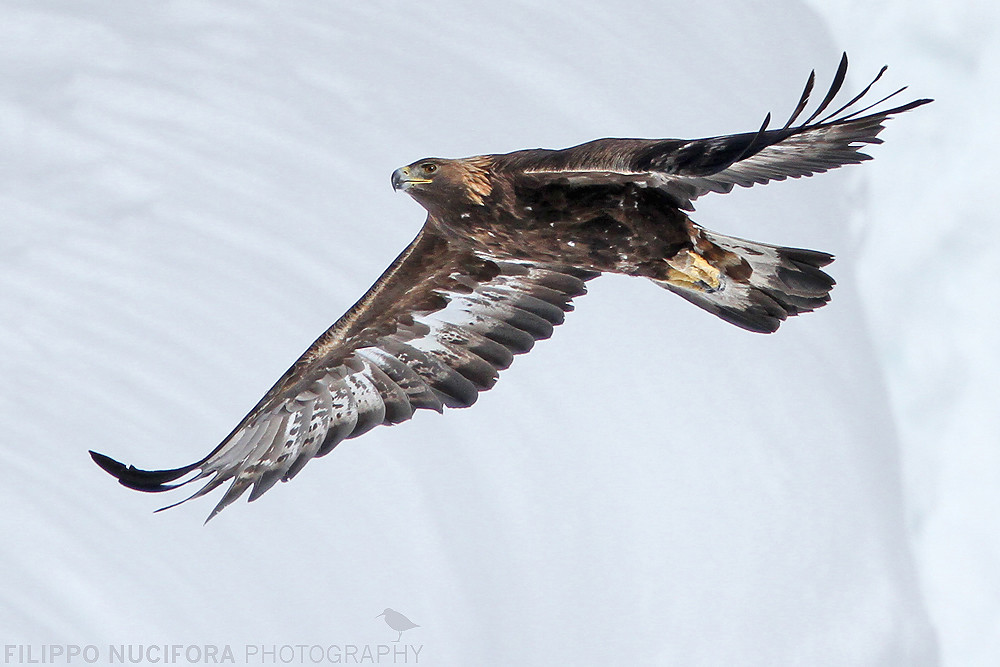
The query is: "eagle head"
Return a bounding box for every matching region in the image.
[392,156,493,212]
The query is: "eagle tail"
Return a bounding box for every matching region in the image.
[655,228,835,334]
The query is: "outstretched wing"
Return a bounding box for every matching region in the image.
[91,224,597,520]
[504,53,932,209]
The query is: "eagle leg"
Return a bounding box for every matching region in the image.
[664,250,723,292]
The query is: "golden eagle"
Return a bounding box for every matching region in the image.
[91,54,930,520]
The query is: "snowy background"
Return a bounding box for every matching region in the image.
[0,1,994,665]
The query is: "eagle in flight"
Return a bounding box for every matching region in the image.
[91,54,930,520]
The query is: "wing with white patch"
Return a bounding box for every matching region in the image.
[505,53,931,209]
[91,225,597,520]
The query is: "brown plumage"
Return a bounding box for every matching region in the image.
[91,54,930,520]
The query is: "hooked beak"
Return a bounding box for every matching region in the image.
[391,167,431,192]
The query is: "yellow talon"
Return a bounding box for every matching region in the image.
[665,250,722,290]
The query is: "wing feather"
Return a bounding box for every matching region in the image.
[506,53,931,209]
[90,224,597,518]
[356,347,444,413]
[315,376,359,457]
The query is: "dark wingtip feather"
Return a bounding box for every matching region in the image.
[894,97,934,113]
[818,64,889,124]
[803,52,850,125]
[780,54,930,133]
[90,450,198,492]
[783,69,816,129]
[759,112,772,132]
[831,85,929,124]
[737,113,773,162]
[90,450,128,477]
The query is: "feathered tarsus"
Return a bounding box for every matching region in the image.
[91,54,930,520]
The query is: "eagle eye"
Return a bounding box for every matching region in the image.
[422,163,437,174]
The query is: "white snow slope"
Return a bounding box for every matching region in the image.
[809,2,1000,665]
[1,1,988,665]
